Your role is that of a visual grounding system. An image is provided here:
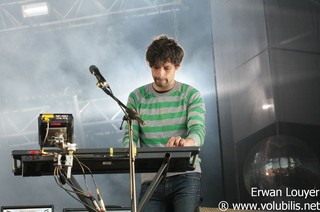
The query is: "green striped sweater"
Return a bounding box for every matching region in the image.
[123,81,206,182]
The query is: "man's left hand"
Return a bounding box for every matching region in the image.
[166,136,195,147]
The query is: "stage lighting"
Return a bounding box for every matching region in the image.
[38,113,74,149]
[22,2,49,18]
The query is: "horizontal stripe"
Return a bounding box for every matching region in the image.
[141,124,187,133]
[141,111,187,121]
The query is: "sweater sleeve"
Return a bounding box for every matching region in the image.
[186,89,206,147]
[122,92,140,148]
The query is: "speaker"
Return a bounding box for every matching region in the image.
[1,205,54,212]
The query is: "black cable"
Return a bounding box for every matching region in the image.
[53,167,98,212]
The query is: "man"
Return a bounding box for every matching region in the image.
[123,34,206,212]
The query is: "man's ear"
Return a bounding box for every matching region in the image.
[175,64,180,71]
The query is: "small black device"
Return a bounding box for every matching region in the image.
[38,113,74,149]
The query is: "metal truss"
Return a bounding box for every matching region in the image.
[0,0,184,146]
[0,105,50,147]
[0,95,125,147]
[0,0,183,33]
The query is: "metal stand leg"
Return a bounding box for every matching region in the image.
[128,119,137,212]
[138,153,171,212]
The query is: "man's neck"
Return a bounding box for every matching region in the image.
[152,81,176,93]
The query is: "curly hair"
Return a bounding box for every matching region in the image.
[146,35,184,67]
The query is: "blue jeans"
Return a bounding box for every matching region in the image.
[139,172,201,212]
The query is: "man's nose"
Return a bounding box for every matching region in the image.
[158,67,166,76]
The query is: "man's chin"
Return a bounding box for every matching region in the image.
[159,83,170,88]
[155,81,167,87]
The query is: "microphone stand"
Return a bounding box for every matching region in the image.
[95,81,144,212]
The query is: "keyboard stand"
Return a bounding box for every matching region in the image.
[138,152,171,212]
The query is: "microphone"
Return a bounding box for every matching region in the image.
[89,65,109,88]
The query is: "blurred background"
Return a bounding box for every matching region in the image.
[0,0,220,211]
[1,0,320,211]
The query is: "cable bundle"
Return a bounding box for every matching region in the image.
[53,155,107,212]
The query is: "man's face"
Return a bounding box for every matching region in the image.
[151,61,179,92]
